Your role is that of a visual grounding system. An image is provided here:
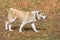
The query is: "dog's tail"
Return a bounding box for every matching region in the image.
[10,8,14,11]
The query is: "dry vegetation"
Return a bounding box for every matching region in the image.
[0,0,60,40]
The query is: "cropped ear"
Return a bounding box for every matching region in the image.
[32,11,37,14]
[38,11,41,14]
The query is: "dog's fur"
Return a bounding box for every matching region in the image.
[5,8,47,32]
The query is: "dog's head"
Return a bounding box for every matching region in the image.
[32,11,47,20]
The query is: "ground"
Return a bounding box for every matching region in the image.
[0,0,60,40]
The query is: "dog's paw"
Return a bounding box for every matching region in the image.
[19,30,22,32]
[35,30,39,32]
[9,29,13,31]
[5,29,8,31]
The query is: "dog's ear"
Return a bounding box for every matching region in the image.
[38,11,41,14]
[32,11,37,14]
[32,11,40,15]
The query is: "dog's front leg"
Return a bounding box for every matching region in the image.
[19,22,26,32]
[31,23,38,32]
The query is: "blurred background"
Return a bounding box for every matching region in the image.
[0,0,60,40]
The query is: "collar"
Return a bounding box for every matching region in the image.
[35,13,38,20]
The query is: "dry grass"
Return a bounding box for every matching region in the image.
[0,0,60,40]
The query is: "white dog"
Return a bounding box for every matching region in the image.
[5,8,47,32]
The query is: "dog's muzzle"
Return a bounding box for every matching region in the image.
[42,16,47,20]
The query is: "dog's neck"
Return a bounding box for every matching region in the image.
[35,13,38,20]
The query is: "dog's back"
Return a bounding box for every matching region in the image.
[8,8,31,21]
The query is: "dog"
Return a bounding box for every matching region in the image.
[5,8,47,32]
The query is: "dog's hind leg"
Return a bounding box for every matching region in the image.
[5,21,13,31]
[8,24,13,31]
[5,18,16,31]
[5,21,9,30]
